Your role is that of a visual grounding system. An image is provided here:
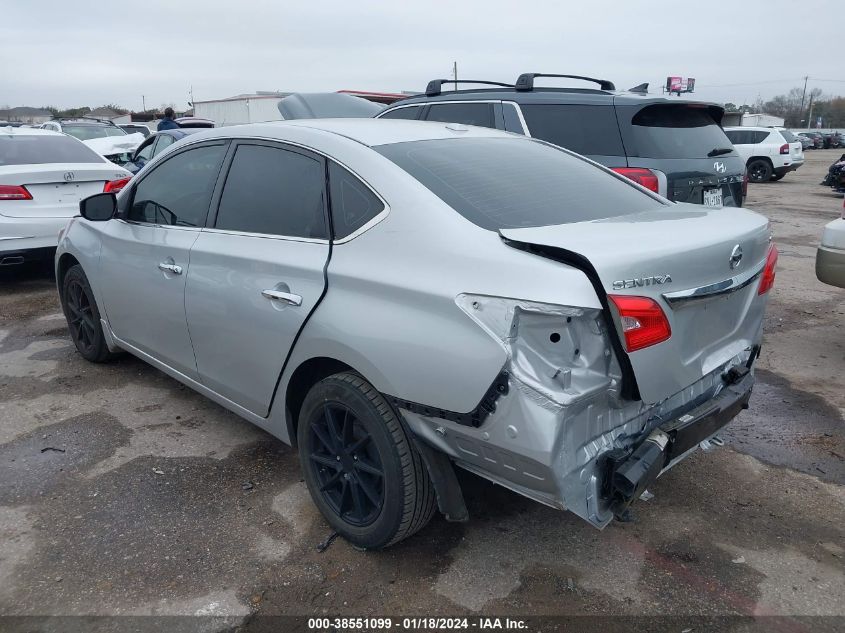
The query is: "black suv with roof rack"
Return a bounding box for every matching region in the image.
[377,73,746,207]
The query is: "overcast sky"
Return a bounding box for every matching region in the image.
[2,0,842,111]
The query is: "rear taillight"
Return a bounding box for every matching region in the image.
[779,143,789,155]
[608,295,672,352]
[758,244,778,295]
[0,185,33,200]
[611,167,659,193]
[742,171,748,197]
[103,177,131,193]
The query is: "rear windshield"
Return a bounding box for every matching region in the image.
[626,104,734,159]
[61,125,126,140]
[375,137,665,231]
[519,104,624,156]
[0,134,104,166]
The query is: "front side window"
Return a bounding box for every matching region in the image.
[214,144,327,239]
[329,162,384,239]
[425,103,495,129]
[375,137,665,231]
[134,138,156,162]
[128,144,226,227]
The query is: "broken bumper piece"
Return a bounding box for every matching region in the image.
[604,370,753,518]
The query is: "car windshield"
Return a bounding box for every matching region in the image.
[61,125,127,140]
[375,137,666,231]
[624,104,735,159]
[0,134,104,165]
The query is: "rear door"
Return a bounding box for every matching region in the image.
[97,141,228,378]
[185,141,331,416]
[616,103,746,207]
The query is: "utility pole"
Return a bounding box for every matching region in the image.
[807,93,815,129]
[453,61,458,92]
[799,75,808,114]
[142,95,146,112]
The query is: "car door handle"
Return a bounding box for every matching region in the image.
[158,262,183,275]
[261,289,302,306]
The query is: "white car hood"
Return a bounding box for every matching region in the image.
[82,132,144,156]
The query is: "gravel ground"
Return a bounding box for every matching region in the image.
[0,150,843,631]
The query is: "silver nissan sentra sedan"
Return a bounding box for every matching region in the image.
[56,119,777,549]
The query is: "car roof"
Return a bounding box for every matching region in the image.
[187,118,515,147]
[724,126,779,132]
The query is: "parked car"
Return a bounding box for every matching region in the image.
[0,127,131,265]
[827,132,842,149]
[39,119,144,166]
[123,128,205,173]
[816,199,845,288]
[798,131,825,149]
[724,126,804,182]
[119,123,152,138]
[794,133,814,151]
[821,153,845,193]
[377,74,746,207]
[57,119,776,548]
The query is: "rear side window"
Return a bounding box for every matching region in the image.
[519,104,624,155]
[779,129,797,142]
[425,103,495,129]
[0,134,104,166]
[129,144,226,227]
[329,162,384,239]
[626,104,734,158]
[215,144,326,239]
[375,137,664,231]
[379,106,422,120]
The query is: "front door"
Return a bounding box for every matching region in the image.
[97,141,228,379]
[185,141,331,416]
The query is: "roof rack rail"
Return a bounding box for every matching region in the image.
[81,116,121,126]
[514,73,616,92]
[425,79,513,97]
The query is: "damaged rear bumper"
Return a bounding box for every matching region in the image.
[604,369,753,518]
[401,351,756,529]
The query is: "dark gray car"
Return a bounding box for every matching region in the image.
[377,73,746,208]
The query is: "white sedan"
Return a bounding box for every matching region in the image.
[0,127,132,265]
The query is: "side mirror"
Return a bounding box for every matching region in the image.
[80,193,117,221]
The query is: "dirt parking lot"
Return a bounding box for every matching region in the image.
[1,151,843,630]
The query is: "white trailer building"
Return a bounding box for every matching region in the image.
[193,92,289,126]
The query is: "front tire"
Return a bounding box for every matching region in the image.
[297,372,436,549]
[60,264,116,363]
[747,159,773,183]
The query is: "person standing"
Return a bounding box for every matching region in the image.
[157,107,181,131]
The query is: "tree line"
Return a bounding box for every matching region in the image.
[724,87,845,128]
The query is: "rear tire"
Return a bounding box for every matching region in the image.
[297,372,436,549]
[60,265,117,363]
[747,159,773,183]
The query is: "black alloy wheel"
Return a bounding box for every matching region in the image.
[309,402,385,526]
[61,264,116,362]
[747,159,773,183]
[65,277,97,356]
[297,372,436,549]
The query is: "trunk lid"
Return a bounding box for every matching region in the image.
[500,204,771,404]
[0,163,129,218]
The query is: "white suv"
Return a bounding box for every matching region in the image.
[724,126,804,182]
